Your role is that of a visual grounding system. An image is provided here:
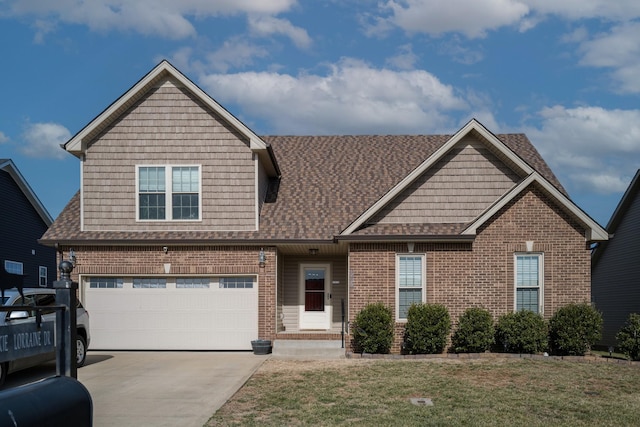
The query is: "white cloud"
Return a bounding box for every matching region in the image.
[6,0,298,39]
[371,0,640,39]
[575,22,640,93]
[206,37,270,73]
[248,15,312,49]
[20,122,70,160]
[199,58,468,134]
[378,0,530,38]
[385,44,419,70]
[525,106,640,194]
[0,131,9,144]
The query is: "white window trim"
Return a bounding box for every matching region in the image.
[395,253,426,322]
[135,164,202,222]
[514,253,544,314]
[4,260,23,275]
[39,266,47,287]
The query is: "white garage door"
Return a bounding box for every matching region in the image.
[83,276,258,350]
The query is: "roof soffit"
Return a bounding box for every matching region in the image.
[63,60,279,177]
[340,119,535,235]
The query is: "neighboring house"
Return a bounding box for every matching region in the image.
[1,159,56,289]
[592,170,640,347]
[40,61,608,353]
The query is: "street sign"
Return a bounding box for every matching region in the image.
[0,321,55,363]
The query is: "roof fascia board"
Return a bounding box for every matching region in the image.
[340,119,534,235]
[605,169,640,233]
[1,159,53,226]
[64,61,278,175]
[462,172,609,241]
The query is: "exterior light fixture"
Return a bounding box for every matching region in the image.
[69,248,77,266]
[407,242,415,253]
[163,246,168,254]
[259,248,266,268]
[309,248,319,255]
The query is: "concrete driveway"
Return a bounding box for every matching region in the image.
[78,351,268,427]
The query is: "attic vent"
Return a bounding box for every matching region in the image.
[265,178,280,203]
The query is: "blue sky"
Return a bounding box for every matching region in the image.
[1,0,639,226]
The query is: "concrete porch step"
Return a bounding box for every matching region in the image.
[272,340,346,359]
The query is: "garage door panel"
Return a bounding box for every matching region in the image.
[84,278,258,350]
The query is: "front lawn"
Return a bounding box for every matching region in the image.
[207,357,640,426]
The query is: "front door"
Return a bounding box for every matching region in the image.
[299,264,331,329]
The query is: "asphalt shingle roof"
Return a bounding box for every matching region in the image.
[41,133,566,244]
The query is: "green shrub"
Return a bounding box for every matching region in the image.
[351,302,394,354]
[495,310,547,354]
[451,307,495,353]
[548,303,603,356]
[404,303,450,354]
[616,313,640,361]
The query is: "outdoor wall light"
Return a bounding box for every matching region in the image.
[309,248,319,255]
[163,246,168,254]
[69,248,77,266]
[259,248,266,268]
[407,242,415,253]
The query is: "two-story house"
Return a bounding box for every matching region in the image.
[41,61,608,354]
[1,159,56,289]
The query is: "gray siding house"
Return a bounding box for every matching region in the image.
[592,170,640,347]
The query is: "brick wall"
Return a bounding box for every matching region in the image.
[347,184,591,354]
[57,245,278,340]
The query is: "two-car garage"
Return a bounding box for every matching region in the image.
[82,276,258,350]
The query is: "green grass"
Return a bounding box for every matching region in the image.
[207,358,640,426]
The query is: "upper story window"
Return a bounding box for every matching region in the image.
[515,253,544,314]
[396,254,426,321]
[137,165,200,221]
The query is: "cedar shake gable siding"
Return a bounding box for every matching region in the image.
[42,132,565,243]
[82,78,257,232]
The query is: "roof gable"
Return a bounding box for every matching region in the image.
[341,119,536,235]
[367,135,522,225]
[0,159,53,226]
[462,172,609,241]
[64,60,280,177]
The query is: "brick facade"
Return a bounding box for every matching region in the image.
[347,184,592,354]
[57,245,278,341]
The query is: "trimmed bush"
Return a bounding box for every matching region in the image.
[404,303,450,354]
[616,313,640,361]
[351,302,394,354]
[452,307,495,353]
[495,310,547,354]
[548,303,603,356]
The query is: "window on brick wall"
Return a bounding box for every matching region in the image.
[89,277,124,289]
[137,165,200,221]
[396,254,426,320]
[514,253,544,314]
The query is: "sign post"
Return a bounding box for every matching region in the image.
[52,260,78,379]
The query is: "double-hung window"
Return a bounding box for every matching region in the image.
[515,254,543,314]
[39,266,47,287]
[138,165,200,221]
[396,254,426,320]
